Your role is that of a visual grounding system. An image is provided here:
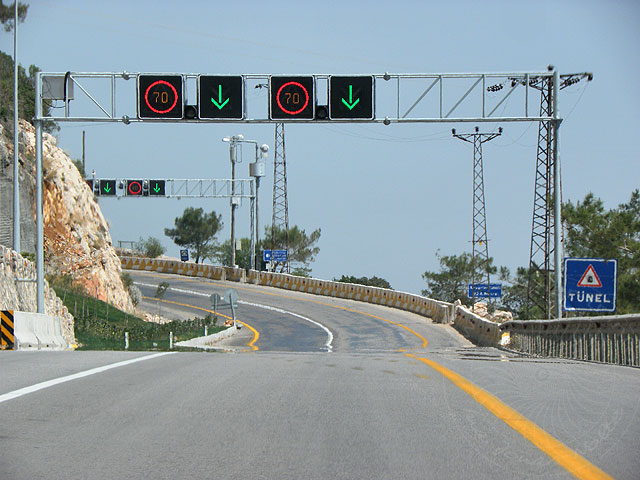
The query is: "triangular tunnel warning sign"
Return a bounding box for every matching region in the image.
[577,264,602,287]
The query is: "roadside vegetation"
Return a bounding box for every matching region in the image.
[50,275,223,350]
[210,224,321,276]
[334,275,393,290]
[421,189,640,318]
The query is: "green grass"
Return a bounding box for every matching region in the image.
[54,287,224,351]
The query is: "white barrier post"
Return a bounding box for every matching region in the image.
[169,331,174,350]
[124,332,129,350]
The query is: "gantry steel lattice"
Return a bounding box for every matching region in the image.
[453,127,502,304]
[27,68,591,315]
[271,122,290,272]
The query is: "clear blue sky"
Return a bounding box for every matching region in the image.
[2,0,639,294]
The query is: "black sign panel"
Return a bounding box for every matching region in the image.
[125,179,146,196]
[329,76,374,120]
[199,76,244,119]
[148,180,166,196]
[269,76,314,120]
[138,75,183,119]
[99,179,116,196]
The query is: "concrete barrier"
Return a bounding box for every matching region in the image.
[175,326,238,349]
[11,311,72,350]
[120,257,454,324]
[453,306,501,347]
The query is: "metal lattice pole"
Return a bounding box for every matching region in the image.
[453,127,501,305]
[271,123,290,273]
[526,76,555,320]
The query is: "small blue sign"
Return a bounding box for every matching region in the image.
[180,249,189,262]
[263,250,272,262]
[468,283,502,298]
[272,249,288,262]
[564,258,617,312]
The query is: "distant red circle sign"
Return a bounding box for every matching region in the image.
[276,81,309,115]
[128,181,142,195]
[144,80,178,114]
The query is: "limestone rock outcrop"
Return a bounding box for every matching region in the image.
[1,120,132,313]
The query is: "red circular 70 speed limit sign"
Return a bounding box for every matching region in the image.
[276,81,310,115]
[145,80,179,114]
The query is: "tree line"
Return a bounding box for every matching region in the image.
[136,206,321,277]
[421,190,640,317]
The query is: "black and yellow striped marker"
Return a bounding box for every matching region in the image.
[1,310,15,350]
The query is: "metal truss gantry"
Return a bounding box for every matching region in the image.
[271,123,290,273]
[94,177,256,269]
[28,68,591,315]
[452,127,502,304]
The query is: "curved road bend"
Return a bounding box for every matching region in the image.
[0,270,637,479]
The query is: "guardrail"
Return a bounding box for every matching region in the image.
[120,257,454,324]
[500,315,640,367]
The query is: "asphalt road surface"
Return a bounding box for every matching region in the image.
[1,271,638,480]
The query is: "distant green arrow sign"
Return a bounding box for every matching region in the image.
[153,183,161,193]
[211,85,230,110]
[341,85,360,110]
[103,183,111,193]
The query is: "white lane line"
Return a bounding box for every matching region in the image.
[237,300,334,353]
[134,281,334,352]
[0,352,174,404]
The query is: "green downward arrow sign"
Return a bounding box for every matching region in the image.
[153,183,160,193]
[103,183,111,193]
[341,85,360,110]
[211,85,230,110]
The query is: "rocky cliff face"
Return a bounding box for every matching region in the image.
[0,245,75,344]
[0,120,133,312]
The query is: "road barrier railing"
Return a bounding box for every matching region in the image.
[454,306,502,346]
[500,315,640,367]
[119,257,640,365]
[121,257,454,324]
[246,270,454,323]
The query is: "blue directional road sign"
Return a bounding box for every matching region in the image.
[468,283,502,298]
[263,249,287,262]
[272,250,288,262]
[180,249,189,262]
[564,258,617,312]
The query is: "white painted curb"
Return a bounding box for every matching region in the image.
[175,326,238,349]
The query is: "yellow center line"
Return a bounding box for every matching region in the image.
[135,270,614,478]
[406,354,614,480]
[140,295,259,351]
[134,271,428,349]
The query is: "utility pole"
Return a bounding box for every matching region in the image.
[13,0,20,253]
[525,68,592,320]
[229,139,238,267]
[452,126,502,305]
[82,130,86,175]
[272,123,290,273]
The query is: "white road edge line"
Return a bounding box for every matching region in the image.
[134,281,334,352]
[0,352,175,404]
[237,300,334,353]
